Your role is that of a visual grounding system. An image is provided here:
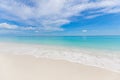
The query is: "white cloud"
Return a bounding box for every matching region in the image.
[82,29,88,33]
[85,14,103,19]
[0,0,120,31]
[0,29,20,34]
[0,23,36,31]
[0,23,18,29]
[35,30,39,33]
[20,26,36,30]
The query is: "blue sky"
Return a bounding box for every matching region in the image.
[0,0,120,36]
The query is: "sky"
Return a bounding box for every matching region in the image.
[0,0,120,36]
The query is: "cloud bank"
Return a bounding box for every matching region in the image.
[0,0,120,31]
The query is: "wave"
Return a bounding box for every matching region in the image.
[0,42,120,73]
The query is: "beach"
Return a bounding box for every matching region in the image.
[0,54,120,80]
[0,42,120,72]
[0,42,120,80]
[1,0,120,79]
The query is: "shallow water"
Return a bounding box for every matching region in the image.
[0,36,120,51]
[0,36,120,72]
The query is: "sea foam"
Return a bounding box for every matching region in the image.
[0,42,120,73]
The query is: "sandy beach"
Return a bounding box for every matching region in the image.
[0,42,120,80]
[0,42,120,72]
[0,54,120,80]
[1,0,120,79]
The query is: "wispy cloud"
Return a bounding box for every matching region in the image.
[0,0,120,31]
[0,23,35,30]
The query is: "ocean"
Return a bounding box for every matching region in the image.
[0,36,120,51]
[0,36,120,72]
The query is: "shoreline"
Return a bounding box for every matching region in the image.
[0,42,120,73]
[0,54,120,80]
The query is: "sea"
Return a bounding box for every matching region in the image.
[0,36,120,51]
[0,36,120,72]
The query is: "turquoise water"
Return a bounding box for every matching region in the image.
[1,36,120,72]
[0,36,120,51]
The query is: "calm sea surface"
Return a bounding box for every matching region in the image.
[0,36,120,51]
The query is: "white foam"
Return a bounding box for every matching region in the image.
[0,42,120,73]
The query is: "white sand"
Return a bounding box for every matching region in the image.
[0,54,120,80]
[0,55,120,80]
[0,42,120,80]
[0,42,120,72]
